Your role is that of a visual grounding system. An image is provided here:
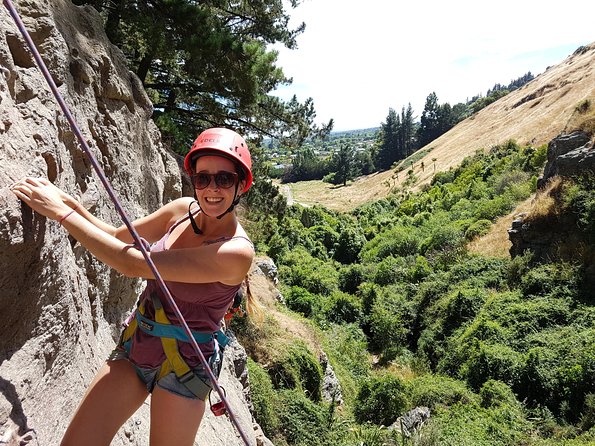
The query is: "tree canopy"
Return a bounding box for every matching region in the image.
[77,0,333,153]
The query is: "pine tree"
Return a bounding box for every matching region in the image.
[376,108,399,170]
[74,0,332,153]
[333,144,356,186]
[417,92,440,148]
[400,103,416,157]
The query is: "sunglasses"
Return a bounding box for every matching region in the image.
[191,171,238,190]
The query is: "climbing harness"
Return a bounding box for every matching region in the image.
[118,291,230,402]
[2,1,251,443]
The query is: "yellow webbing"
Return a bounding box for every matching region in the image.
[151,297,192,380]
[119,293,213,399]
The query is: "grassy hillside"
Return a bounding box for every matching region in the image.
[284,43,595,213]
[237,42,595,446]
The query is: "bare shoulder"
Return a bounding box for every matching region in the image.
[168,196,196,211]
[213,234,254,283]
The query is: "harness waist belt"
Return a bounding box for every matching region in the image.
[135,311,229,347]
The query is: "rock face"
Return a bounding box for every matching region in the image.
[509,131,594,261]
[0,0,267,444]
[538,131,593,187]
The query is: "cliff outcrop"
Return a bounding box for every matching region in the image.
[509,131,594,268]
[0,0,266,444]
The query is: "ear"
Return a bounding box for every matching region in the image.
[238,179,248,195]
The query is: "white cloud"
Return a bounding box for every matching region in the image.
[272,0,595,131]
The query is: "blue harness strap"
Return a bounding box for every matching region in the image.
[135,311,230,348]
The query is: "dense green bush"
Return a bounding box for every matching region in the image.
[247,359,280,435]
[479,379,521,409]
[334,225,366,264]
[285,286,318,318]
[425,400,529,446]
[354,375,409,426]
[278,247,339,295]
[408,374,476,409]
[465,219,492,240]
[368,287,413,358]
[338,264,367,294]
[275,389,330,446]
[324,290,363,324]
[268,341,323,402]
[361,226,421,261]
[462,341,525,391]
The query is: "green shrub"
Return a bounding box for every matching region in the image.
[580,393,595,431]
[354,375,409,426]
[368,288,413,358]
[247,359,280,435]
[462,342,525,391]
[373,256,408,286]
[334,225,367,264]
[479,379,520,409]
[286,286,318,318]
[530,144,548,170]
[269,341,323,402]
[425,400,529,446]
[338,264,366,294]
[278,247,338,296]
[275,389,329,446]
[420,224,464,254]
[308,225,339,252]
[321,323,370,406]
[444,287,489,330]
[465,219,492,240]
[408,374,476,409]
[519,263,579,298]
[324,290,363,324]
[361,226,421,261]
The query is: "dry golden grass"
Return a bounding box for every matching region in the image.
[525,177,568,223]
[284,42,595,212]
[467,196,534,258]
[238,258,323,365]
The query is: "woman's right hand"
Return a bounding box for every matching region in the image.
[40,179,79,210]
[10,177,74,221]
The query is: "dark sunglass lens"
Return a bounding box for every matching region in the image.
[216,172,236,188]
[194,173,211,189]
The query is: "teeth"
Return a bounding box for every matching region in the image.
[206,197,223,203]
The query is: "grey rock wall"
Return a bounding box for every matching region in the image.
[0,0,267,444]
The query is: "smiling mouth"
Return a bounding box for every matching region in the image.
[205,197,224,203]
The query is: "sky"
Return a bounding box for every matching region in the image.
[271,0,595,132]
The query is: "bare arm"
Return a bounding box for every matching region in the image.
[10,178,252,285]
[23,178,192,243]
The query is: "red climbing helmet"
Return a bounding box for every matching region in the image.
[184,128,253,193]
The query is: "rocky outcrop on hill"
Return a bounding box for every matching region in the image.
[509,131,594,261]
[539,131,594,186]
[0,0,268,444]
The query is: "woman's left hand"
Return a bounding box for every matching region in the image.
[10,177,72,221]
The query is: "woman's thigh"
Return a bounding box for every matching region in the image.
[61,360,149,446]
[149,385,206,446]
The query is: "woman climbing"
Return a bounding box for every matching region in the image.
[10,127,255,446]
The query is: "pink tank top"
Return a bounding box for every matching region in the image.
[128,211,252,369]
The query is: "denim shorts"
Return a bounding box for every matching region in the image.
[108,345,223,401]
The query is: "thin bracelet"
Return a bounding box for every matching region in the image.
[59,209,76,225]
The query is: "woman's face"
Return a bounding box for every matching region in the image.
[193,155,245,216]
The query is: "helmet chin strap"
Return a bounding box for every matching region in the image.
[188,200,203,235]
[190,182,241,234]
